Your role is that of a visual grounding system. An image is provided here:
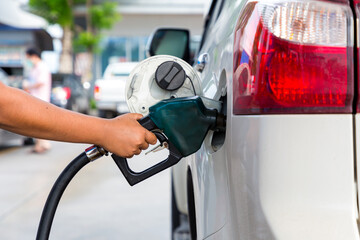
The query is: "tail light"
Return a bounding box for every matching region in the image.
[233,0,354,114]
[94,85,100,100]
[354,1,360,112]
[63,87,71,100]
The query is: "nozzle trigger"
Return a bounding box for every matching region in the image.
[145,141,168,155]
[111,116,183,186]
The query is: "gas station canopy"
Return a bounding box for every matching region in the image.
[0,0,53,52]
[0,0,47,29]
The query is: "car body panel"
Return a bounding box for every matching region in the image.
[173,1,244,232]
[189,132,229,239]
[355,114,360,221]
[187,0,360,239]
[148,0,360,239]
[172,159,189,214]
[186,0,240,237]
[225,115,358,240]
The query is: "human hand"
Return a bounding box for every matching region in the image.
[99,113,157,158]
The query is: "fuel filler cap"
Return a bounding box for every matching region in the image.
[155,61,186,91]
[125,55,202,115]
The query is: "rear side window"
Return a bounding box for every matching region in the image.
[199,0,225,50]
[112,72,130,77]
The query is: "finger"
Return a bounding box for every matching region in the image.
[139,141,150,150]
[145,131,157,145]
[134,148,141,155]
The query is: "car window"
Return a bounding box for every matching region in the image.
[103,62,138,79]
[199,0,225,51]
[111,72,129,77]
[210,0,225,26]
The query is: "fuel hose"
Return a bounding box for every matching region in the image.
[36,146,106,240]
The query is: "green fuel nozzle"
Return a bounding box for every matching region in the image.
[148,96,219,156]
[112,96,225,186]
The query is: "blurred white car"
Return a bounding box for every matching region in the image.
[149,0,360,239]
[0,68,30,146]
[94,62,138,118]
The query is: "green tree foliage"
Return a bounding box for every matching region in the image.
[91,2,121,30]
[74,2,121,52]
[74,31,100,52]
[28,0,120,59]
[28,0,74,27]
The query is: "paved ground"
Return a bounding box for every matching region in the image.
[0,141,170,240]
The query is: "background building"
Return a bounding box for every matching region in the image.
[74,0,207,78]
[0,0,207,84]
[0,0,53,79]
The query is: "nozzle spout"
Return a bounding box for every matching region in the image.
[214,113,226,132]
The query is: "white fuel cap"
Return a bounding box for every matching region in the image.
[125,55,202,115]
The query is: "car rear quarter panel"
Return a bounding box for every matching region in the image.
[188,0,360,239]
[187,0,245,238]
[227,115,358,240]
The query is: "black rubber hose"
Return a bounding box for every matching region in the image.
[36,152,90,240]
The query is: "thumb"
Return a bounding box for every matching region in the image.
[127,113,144,121]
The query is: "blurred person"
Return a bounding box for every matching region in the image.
[23,47,52,153]
[0,81,156,158]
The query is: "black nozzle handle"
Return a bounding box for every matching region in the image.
[111,115,183,186]
[112,141,182,186]
[137,115,158,131]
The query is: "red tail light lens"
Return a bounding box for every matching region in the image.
[94,85,100,100]
[233,1,354,114]
[354,1,360,112]
[63,87,71,100]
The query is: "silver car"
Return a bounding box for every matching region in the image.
[149,0,360,239]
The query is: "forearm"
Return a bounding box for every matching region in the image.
[0,84,104,145]
[0,83,157,157]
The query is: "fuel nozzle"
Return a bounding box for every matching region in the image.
[214,112,226,132]
[147,96,219,156]
[112,96,225,186]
